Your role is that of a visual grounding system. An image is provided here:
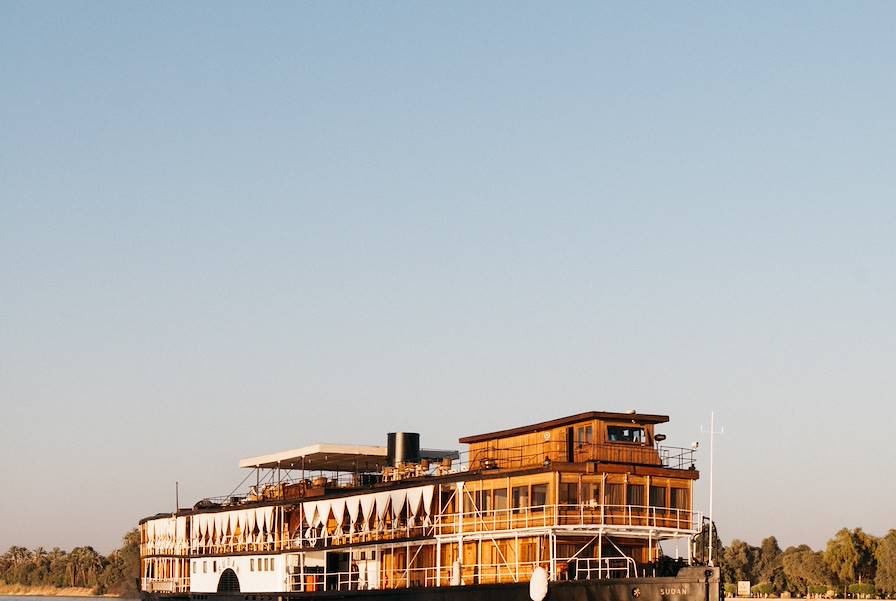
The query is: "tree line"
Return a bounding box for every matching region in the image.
[0,529,139,597]
[718,528,896,598]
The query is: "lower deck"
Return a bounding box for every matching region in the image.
[143,528,694,595]
[142,566,721,601]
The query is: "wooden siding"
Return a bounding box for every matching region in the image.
[467,416,662,470]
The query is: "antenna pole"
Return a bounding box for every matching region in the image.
[701,412,724,566]
[709,412,714,566]
[176,481,179,513]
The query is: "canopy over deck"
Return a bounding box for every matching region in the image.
[239,443,459,472]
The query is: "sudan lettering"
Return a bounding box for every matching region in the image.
[659,587,689,596]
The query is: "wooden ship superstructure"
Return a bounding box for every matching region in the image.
[139,411,715,601]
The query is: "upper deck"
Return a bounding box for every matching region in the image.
[461,410,696,472]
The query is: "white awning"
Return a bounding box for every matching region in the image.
[239,443,459,472]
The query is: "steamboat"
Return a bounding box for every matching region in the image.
[139,411,721,601]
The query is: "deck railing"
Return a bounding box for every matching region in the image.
[141,577,189,593]
[141,501,700,556]
[468,441,696,472]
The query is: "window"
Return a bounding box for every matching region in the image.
[584,483,600,505]
[626,483,644,507]
[192,562,196,575]
[531,484,548,510]
[481,489,492,513]
[559,482,578,505]
[605,483,624,506]
[212,560,217,573]
[250,558,254,571]
[511,486,529,511]
[670,488,689,510]
[649,485,667,508]
[203,561,207,574]
[575,425,593,448]
[607,426,645,443]
[494,488,508,511]
[440,489,455,514]
[463,490,477,514]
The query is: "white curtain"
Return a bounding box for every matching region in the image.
[332,499,346,536]
[316,500,332,530]
[374,491,390,522]
[238,511,247,544]
[389,489,407,520]
[265,507,275,541]
[303,502,318,527]
[407,488,423,516]
[422,485,435,527]
[346,497,360,533]
[176,517,187,551]
[248,508,257,535]
[215,513,223,544]
[359,494,375,532]
[422,485,435,514]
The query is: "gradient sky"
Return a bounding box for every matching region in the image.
[2,2,895,555]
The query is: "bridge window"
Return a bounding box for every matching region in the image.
[250,558,254,571]
[607,426,645,443]
[671,488,689,509]
[575,425,593,447]
[605,483,623,506]
[649,485,667,507]
[627,482,644,507]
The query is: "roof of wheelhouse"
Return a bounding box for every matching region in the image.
[458,410,669,444]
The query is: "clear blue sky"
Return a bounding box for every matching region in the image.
[1,2,894,554]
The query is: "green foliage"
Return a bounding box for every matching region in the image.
[721,528,889,597]
[722,539,757,583]
[848,583,878,595]
[724,582,738,596]
[824,527,878,589]
[0,530,138,595]
[782,546,834,594]
[876,530,896,594]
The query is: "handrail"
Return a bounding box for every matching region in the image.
[141,502,700,556]
[571,556,637,580]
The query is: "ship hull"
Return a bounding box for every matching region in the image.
[141,567,721,601]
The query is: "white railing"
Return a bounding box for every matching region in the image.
[142,503,699,557]
[141,577,190,593]
[436,503,700,536]
[287,560,546,592]
[570,556,637,580]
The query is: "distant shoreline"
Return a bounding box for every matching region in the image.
[0,583,117,597]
